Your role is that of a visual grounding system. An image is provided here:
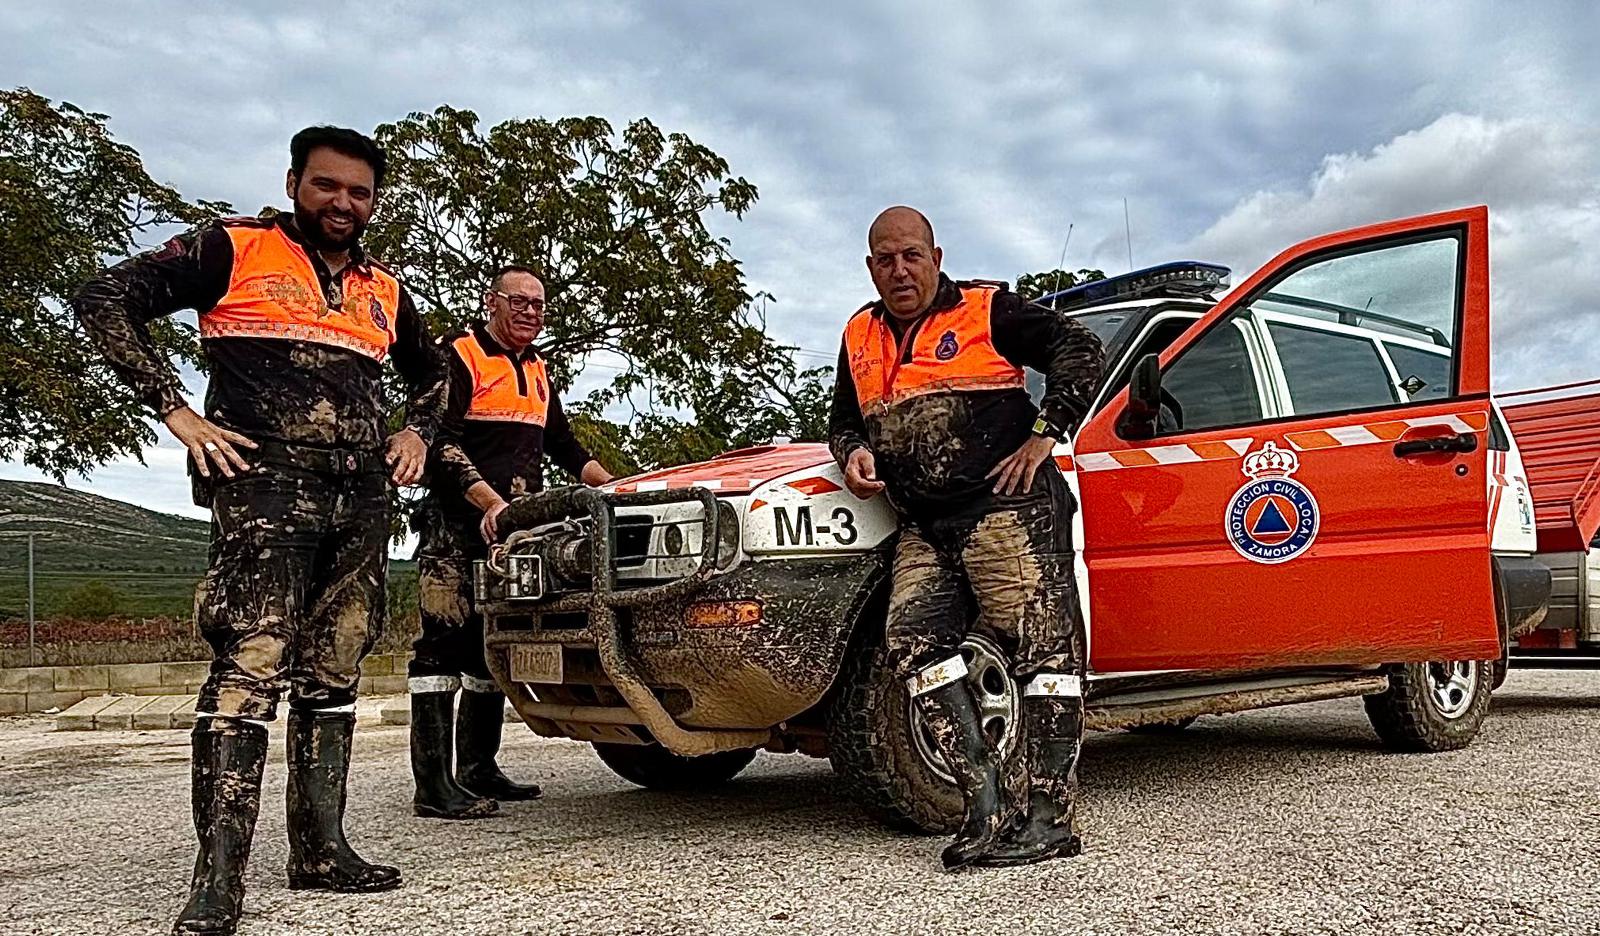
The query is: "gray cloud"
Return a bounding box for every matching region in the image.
[1185,113,1600,391]
[5,0,1600,512]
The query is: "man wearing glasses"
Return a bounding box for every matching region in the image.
[408,264,613,818]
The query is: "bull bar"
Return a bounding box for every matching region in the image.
[477,485,772,756]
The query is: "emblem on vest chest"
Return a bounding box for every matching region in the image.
[934,330,959,361]
[368,296,388,330]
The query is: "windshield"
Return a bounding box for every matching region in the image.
[1070,310,1136,348]
[1026,309,1149,404]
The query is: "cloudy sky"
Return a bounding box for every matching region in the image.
[4,0,1599,522]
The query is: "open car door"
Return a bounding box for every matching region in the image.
[1075,207,1500,672]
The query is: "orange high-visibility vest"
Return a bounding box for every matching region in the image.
[199,220,400,361]
[843,284,1024,413]
[452,331,550,426]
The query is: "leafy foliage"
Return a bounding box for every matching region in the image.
[59,581,124,621]
[367,106,829,475]
[1014,267,1106,302]
[0,88,228,478]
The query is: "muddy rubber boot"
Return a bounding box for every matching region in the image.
[173,717,268,936]
[410,690,499,819]
[285,708,403,893]
[978,686,1085,867]
[911,667,1014,871]
[456,684,542,801]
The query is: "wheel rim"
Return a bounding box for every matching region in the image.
[908,634,1021,785]
[1425,660,1480,720]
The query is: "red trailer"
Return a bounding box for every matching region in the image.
[1498,380,1600,667]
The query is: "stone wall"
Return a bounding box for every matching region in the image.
[0,652,409,715]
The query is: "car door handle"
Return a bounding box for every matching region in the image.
[1393,433,1478,458]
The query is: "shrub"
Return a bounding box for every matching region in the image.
[60,581,124,621]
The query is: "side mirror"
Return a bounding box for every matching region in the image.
[1118,353,1163,440]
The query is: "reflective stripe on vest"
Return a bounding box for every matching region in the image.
[843,285,1024,413]
[452,332,550,426]
[200,223,400,361]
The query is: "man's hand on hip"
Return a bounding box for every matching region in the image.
[164,405,256,479]
[843,447,887,499]
[385,428,426,486]
[988,434,1057,496]
[479,499,509,544]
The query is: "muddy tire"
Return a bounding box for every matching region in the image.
[1125,716,1199,734]
[1491,656,1510,691]
[1363,660,1492,753]
[591,742,757,791]
[826,633,1023,836]
[827,644,960,834]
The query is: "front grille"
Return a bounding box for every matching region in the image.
[615,515,652,567]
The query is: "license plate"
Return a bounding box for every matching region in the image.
[510,644,564,684]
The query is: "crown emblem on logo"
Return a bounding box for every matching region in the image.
[1242,441,1299,479]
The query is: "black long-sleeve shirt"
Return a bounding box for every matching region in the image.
[427,322,595,522]
[72,212,447,453]
[828,275,1104,518]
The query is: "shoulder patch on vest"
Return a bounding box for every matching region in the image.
[956,278,1009,292]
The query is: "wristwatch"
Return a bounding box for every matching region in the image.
[1031,415,1063,440]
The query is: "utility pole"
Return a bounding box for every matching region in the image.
[27,531,36,666]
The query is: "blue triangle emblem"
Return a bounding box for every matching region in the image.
[1252,499,1293,535]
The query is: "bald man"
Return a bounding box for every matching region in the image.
[828,207,1104,869]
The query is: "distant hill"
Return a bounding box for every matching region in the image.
[0,479,209,575]
[0,479,420,625]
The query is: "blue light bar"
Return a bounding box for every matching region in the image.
[1041,261,1231,311]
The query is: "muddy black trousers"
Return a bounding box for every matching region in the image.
[885,464,1086,686]
[407,507,495,688]
[195,455,390,721]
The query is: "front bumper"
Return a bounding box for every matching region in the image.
[477,486,887,755]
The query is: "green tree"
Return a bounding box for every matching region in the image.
[0,88,228,478]
[1014,267,1106,303]
[60,580,123,621]
[367,106,828,475]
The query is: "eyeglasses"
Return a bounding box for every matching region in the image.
[492,290,546,313]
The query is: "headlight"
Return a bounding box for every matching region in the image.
[715,501,741,569]
[662,523,686,557]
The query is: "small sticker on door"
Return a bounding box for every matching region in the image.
[1226,442,1319,564]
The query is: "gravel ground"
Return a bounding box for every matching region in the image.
[3,669,1600,936]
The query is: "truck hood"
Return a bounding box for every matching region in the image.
[606,443,834,495]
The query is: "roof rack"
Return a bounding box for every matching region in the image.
[1256,292,1450,348]
[1042,261,1230,312]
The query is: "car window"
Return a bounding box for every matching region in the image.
[1089,315,1198,413]
[1385,344,1452,401]
[1162,322,1262,430]
[1269,324,1396,414]
[1151,232,1462,436]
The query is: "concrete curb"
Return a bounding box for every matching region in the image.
[3,653,408,716]
[53,694,399,731]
